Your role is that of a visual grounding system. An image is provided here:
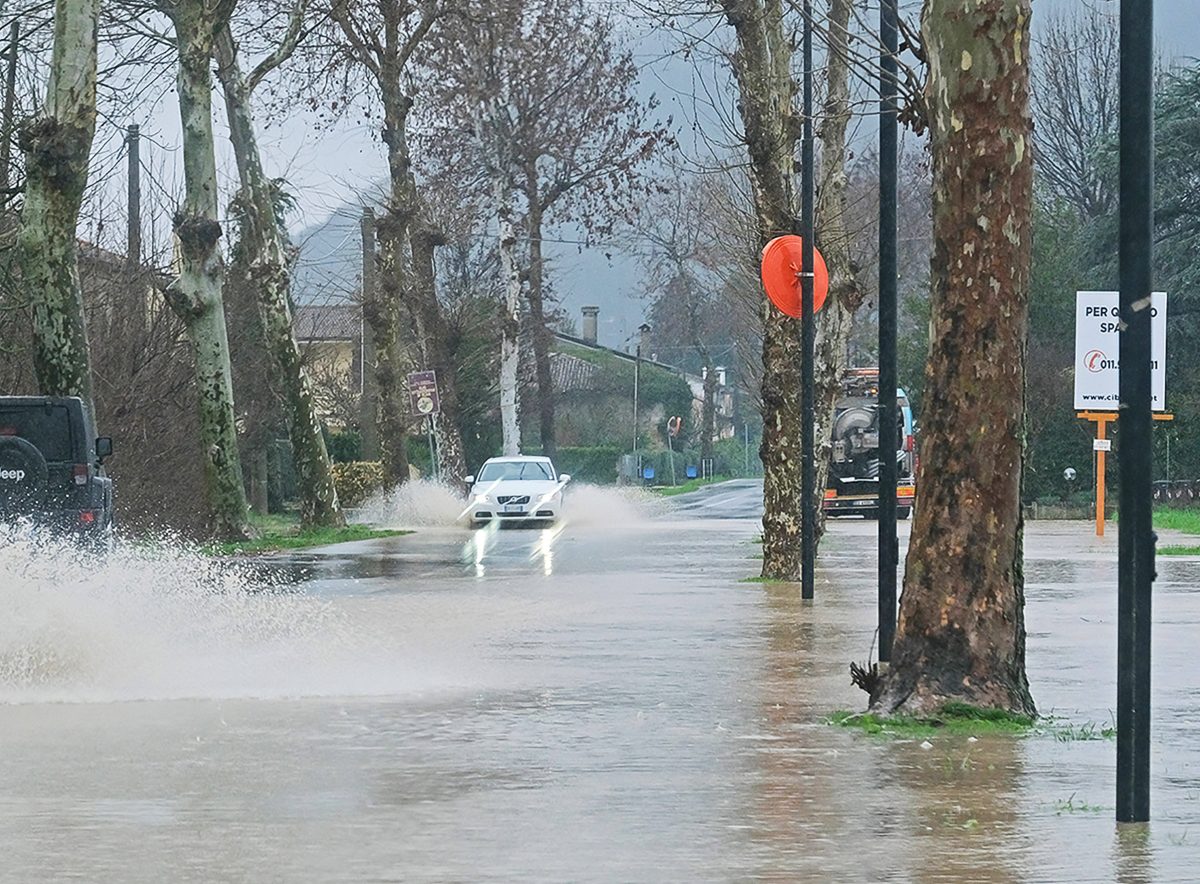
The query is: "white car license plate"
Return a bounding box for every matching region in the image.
[503,504,525,514]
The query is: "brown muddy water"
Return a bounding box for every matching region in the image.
[0,481,1197,882]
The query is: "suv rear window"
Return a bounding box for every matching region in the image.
[0,405,73,462]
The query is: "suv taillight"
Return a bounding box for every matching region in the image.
[904,435,915,453]
[73,464,89,486]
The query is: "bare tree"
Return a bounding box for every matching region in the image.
[215,0,345,529]
[872,0,1036,717]
[16,0,99,404]
[157,0,251,540]
[1031,6,1119,219]
[319,0,470,488]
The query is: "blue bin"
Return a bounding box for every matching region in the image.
[686,465,699,479]
[642,466,656,480]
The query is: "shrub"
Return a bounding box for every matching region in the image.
[332,461,386,507]
[542,446,623,485]
[324,429,362,463]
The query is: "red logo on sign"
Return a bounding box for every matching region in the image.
[1084,350,1106,372]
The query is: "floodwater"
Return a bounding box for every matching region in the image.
[1,481,1198,882]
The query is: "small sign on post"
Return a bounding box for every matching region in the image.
[407,371,440,416]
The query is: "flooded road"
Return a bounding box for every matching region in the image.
[1,482,1198,881]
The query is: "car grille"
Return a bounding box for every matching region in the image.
[497,495,530,505]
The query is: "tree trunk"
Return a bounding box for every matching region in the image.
[410,223,468,488]
[16,0,99,405]
[214,27,344,529]
[372,76,416,487]
[721,0,803,580]
[371,210,411,486]
[525,171,556,458]
[812,0,863,542]
[162,0,251,541]
[872,0,1035,717]
[495,174,522,457]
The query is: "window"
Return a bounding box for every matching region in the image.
[478,461,554,482]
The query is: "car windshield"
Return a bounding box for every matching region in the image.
[477,461,554,482]
[0,405,73,462]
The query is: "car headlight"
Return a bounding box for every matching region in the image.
[474,494,491,505]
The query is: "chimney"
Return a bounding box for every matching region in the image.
[581,305,599,344]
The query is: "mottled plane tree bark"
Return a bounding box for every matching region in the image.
[16,0,99,404]
[215,2,345,528]
[872,0,1036,717]
[158,0,252,540]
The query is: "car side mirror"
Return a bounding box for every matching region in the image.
[96,437,113,461]
[559,474,571,484]
[464,475,475,485]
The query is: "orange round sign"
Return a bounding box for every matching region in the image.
[760,235,829,317]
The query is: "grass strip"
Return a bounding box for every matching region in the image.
[651,476,729,497]
[1152,507,1200,535]
[829,704,1114,742]
[206,514,412,556]
[829,705,1034,739]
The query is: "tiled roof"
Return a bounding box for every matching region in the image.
[294,304,361,342]
[550,352,600,392]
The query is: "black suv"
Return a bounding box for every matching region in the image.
[0,396,114,541]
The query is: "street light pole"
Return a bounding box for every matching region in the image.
[878,0,900,662]
[633,323,650,469]
[1117,0,1155,825]
[800,0,816,601]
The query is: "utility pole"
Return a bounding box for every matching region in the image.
[126,124,141,270]
[1117,0,1155,825]
[878,0,900,662]
[633,322,650,465]
[799,0,816,601]
[0,21,18,198]
[360,207,381,461]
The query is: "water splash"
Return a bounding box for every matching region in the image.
[357,478,468,528]
[0,526,489,705]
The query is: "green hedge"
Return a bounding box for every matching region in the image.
[542,446,623,485]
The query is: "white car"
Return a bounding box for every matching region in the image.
[466,456,570,528]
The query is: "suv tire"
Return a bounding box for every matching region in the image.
[0,436,50,517]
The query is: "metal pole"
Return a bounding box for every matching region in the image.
[427,417,438,482]
[360,208,381,461]
[633,344,641,459]
[126,124,141,271]
[744,422,750,476]
[878,0,899,661]
[1117,0,1155,825]
[800,0,816,600]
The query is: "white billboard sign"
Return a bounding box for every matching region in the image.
[1073,291,1167,411]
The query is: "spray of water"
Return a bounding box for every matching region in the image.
[0,525,502,705]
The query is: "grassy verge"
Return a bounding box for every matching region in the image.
[1154,507,1200,535]
[206,512,412,556]
[651,476,729,497]
[1159,545,1200,556]
[829,704,1115,742]
[828,704,1035,739]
